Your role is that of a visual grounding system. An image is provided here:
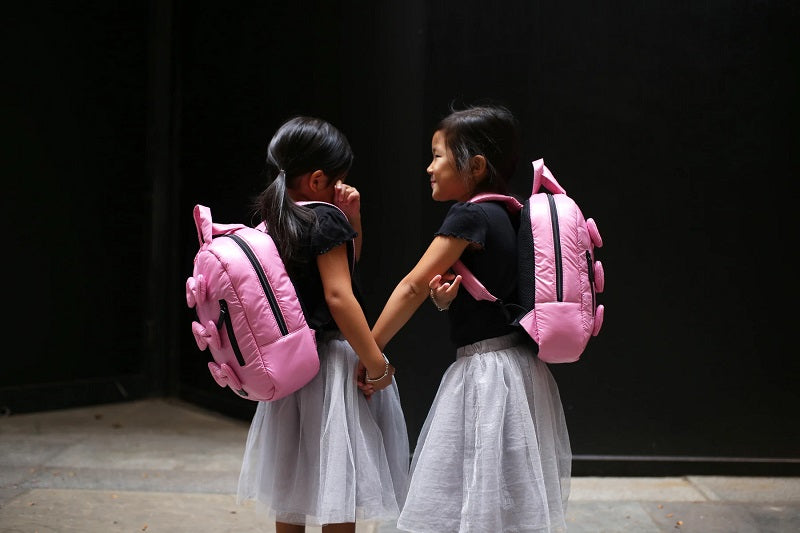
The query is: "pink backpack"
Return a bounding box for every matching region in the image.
[186,203,341,401]
[452,158,605,363]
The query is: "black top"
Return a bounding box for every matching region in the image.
[435,201,520,347]
[292,203,360,330]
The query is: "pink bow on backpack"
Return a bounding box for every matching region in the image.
[191,320,220,351]
[207,362,244,392]
[185,275,207,307]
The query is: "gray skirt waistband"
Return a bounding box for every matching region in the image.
[456,331,528,358]
[316,329,345,343]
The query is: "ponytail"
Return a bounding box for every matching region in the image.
[255,169,315,277]
[252,116,354,277]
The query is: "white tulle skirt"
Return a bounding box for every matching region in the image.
[237,331,410,527]
[397,332,571,533]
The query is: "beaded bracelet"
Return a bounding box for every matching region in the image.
[429,288,449,311]
[365,355,391,383]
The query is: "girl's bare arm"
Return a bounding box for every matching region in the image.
[318,243,393,390]
[372,235,470,351]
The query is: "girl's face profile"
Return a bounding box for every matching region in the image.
[427,130,470,202]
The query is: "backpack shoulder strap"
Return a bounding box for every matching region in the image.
[451,261,497,302]
[465,193,523,213]
[449,193,522,302]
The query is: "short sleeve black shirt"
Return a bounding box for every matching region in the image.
[435,201,519,346]
[292,203,361,330]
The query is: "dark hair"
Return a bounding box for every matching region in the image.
[437,104,520,194]
[254,116,353,274]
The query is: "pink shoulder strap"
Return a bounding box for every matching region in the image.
[450,193,521,302]
[466,193,523,213]
[451,262,497,302]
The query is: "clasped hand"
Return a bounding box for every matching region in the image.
[356,360,395,399]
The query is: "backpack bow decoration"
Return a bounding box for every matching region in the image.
[207,362,244,393]
[185,275,207,307]
[191,320,221,351]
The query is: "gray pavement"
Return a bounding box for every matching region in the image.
[0,398,798,532]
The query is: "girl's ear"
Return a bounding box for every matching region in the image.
[470,155,488,183]
[308,170,326,192]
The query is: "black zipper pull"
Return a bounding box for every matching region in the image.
[216,301,228,329]
[217,300,246,367]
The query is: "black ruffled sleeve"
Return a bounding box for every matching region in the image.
[434,202,488,247]
[309,204,357,255]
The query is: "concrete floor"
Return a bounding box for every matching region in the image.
[1,398,798,532]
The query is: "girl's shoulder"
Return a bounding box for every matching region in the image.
[308,202,351,227]
[307,203,356,255]
[445,200,508,223]
[437,202,492,246]
[308,201,343,215]
[445,200,486,218]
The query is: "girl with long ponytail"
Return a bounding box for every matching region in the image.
[238,116,409,533]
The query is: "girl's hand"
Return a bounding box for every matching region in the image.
[334,180,361,222]
[429,273,462,311]
[356,360,395,398]
[356,361,374,399]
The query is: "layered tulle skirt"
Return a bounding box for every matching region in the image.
[397,332,571,533]
[237,332,410,526]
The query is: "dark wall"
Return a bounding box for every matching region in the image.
[173,1,440,426]
[5,1,798,475]
[174,0,799,474]
[416,0,800,471]
[4,2,151,407]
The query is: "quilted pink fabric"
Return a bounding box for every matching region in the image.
[452,159,605,364]
[186,204,319,401]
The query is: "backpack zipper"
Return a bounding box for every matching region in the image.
[586,250,596,310]
[546,194,564,301]
[217,299,246,367]
[220,233,289,336]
